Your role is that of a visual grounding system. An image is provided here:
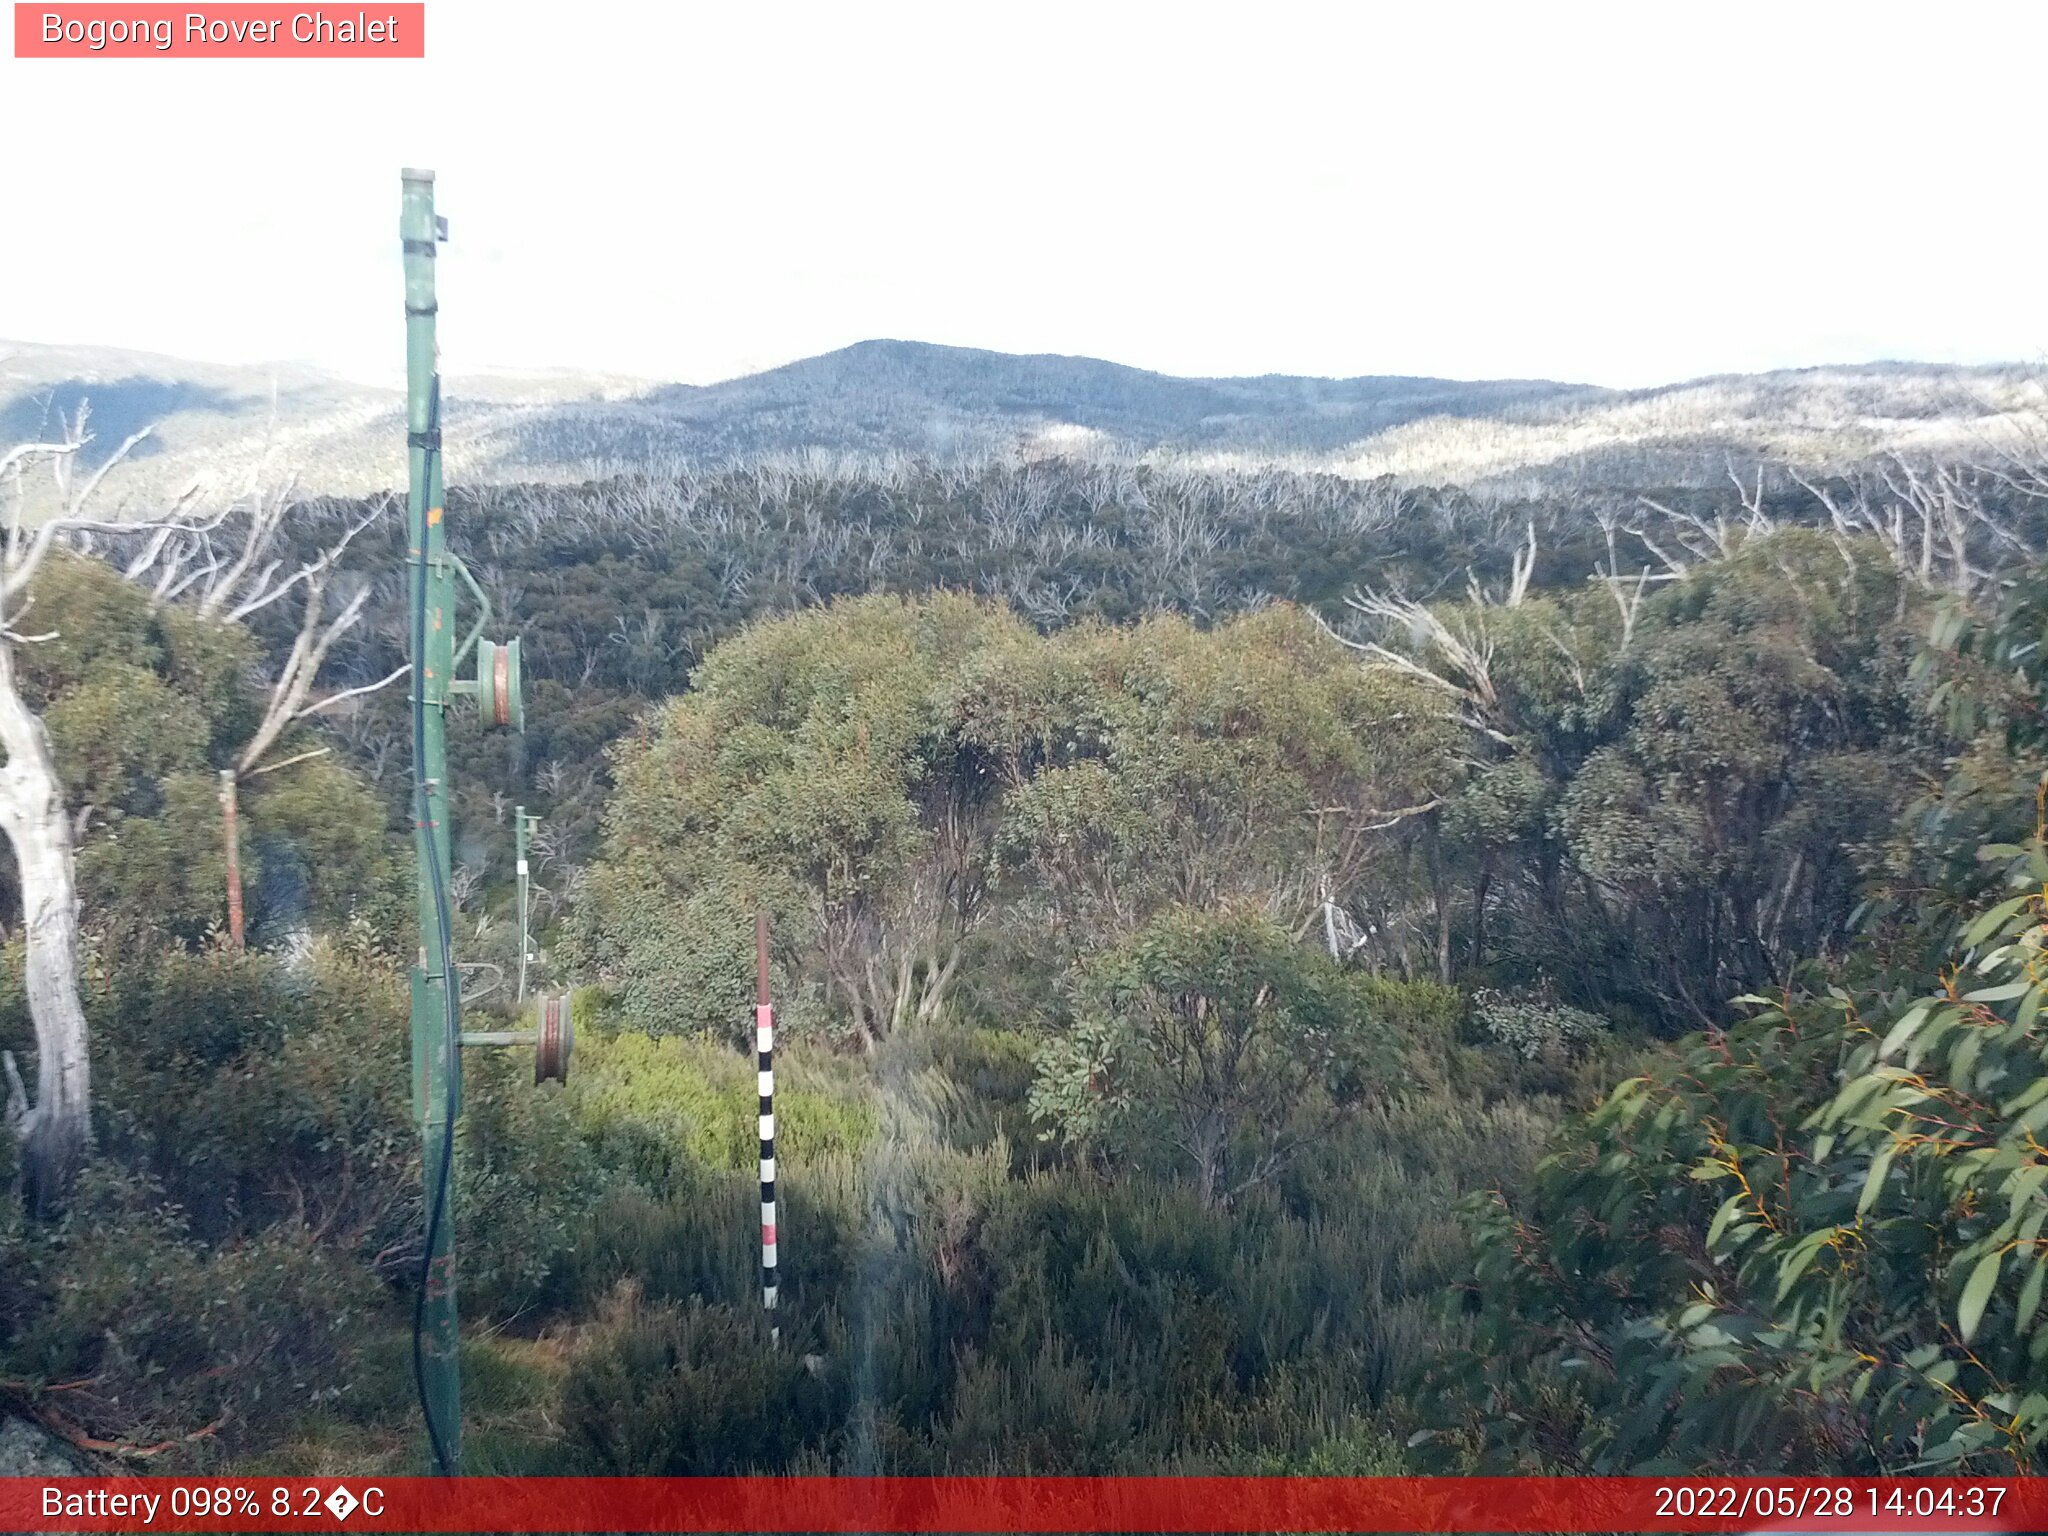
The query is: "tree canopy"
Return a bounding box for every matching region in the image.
[572,594,1459,1048]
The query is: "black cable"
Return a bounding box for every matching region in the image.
[409,374,461,1476]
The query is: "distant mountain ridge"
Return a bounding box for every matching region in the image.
[0,336,2037,512]
[633,339,1605,455]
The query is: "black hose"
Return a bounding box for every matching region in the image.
[409,375,461,1476]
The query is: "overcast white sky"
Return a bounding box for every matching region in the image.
[2,1,2044,390]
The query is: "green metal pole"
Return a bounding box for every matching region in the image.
[402,166,462,1475]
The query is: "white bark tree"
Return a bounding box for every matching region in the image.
[0,417,177,1211]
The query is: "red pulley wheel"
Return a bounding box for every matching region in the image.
[535,992,573,1084]
[492,641,512,727]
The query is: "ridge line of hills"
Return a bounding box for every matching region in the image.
[2,335,2041,509]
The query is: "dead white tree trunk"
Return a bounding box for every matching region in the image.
[1317,589,1514,746]
[0,630,89,1213]
[0,412,172,1210]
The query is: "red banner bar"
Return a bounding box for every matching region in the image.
[2,1476,2045,1533]
[13,4,425,57]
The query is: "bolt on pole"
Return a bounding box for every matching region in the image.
[402,166,462,1475]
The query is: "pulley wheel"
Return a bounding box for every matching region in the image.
[476,637,525,733]
[491,640,512,726]
[535,991,573,1084]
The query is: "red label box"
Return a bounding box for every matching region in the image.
[13,3,425,56]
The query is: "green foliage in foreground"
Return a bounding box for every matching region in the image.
[1421,574,2048,1473]
[556,1091,1545,1474]
[544,970,1586,1475]
[0,937,410,1456]
[4,929,1575,1475]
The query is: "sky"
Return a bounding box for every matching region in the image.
[2,0,2045,391]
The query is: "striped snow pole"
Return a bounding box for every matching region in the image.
[756,909,779,1343]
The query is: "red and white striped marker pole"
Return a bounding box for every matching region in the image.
[755,910,779,1344]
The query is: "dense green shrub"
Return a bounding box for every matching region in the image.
[1,1162,377,1460]
[457,1048,610,1314]
[563,1285,835,1473]
[72,940,417,1254]
[565,1024,876,1196]
[1468,987,1607,1060]
[549,1045,1530,1474]
[1031,909,1390,1205]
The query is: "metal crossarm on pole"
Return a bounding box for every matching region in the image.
[757,910,779,1344]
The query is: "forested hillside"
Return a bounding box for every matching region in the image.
[6,435,2048,1475]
